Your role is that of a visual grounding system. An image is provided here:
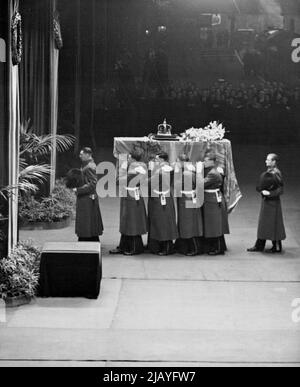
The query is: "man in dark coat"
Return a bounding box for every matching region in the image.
[110,149,148,255]
[248,153,286,253]
[203,150,230,255]
[148,152,178,256]
[174,154,204,256]
[74,147,104,242]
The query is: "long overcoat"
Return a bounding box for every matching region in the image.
[257,168,286,241]
[203,167,230,238]
[148,163,178,242]
[176,169,203,239]
[119,162,148,236]
[75,160,104,238]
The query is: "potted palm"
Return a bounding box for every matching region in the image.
[0,120,75,200]
[0,241,41,307]
[18,119,75,194]
[16,121,75,228]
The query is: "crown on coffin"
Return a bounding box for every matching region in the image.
[157,118,172,135]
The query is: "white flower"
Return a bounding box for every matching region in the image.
[181,122,226,142]
[161,165,173,173]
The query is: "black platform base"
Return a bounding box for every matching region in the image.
[39,242,102,299]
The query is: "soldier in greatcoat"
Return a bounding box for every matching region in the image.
[248,153,286,253]
[174,154,204,256]
[203,150,230,255]
[148,151,178,255]
[74,147,104,241]
[110,149,148,255]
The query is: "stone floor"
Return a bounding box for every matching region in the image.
[0,144,300,367]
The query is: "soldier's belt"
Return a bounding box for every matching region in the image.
[153,189,170,195]
[153,189,170,206]
[181,190,196,195]
[204,189,221,193]
[204,189,222,203]
[125,186,140,201]
[181,190,197,204]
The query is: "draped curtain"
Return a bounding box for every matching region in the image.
[20,0,60,191]
[20,0,51,135]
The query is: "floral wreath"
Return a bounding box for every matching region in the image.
[11,12,22,66]
[53,14,63,50]
[181,121,226,142]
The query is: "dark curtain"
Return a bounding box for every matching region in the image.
[20,0,51,135]
[0,2,8,190]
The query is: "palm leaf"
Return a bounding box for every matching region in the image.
[0,182,39,198]
[33,134,75,156]
[0,188,8,200]
[19,119,75,158]
[19,158,28,170]
[17,182,39,193]
[20,134,75,158]
[20,119,32,134]
[7,121,77,197]
[19,164,52,185]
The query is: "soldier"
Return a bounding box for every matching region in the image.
[247,153,286,253]
[203,150,229,255]
[148,151,178,255]
[73,147,104,242]
[174,154,204,256]
[110,149,148,255]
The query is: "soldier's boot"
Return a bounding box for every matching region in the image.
[247,239,266,252]
[266,241,282,254]
[186,238,198,256]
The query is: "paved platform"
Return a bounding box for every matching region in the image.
[0,144,299,367]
